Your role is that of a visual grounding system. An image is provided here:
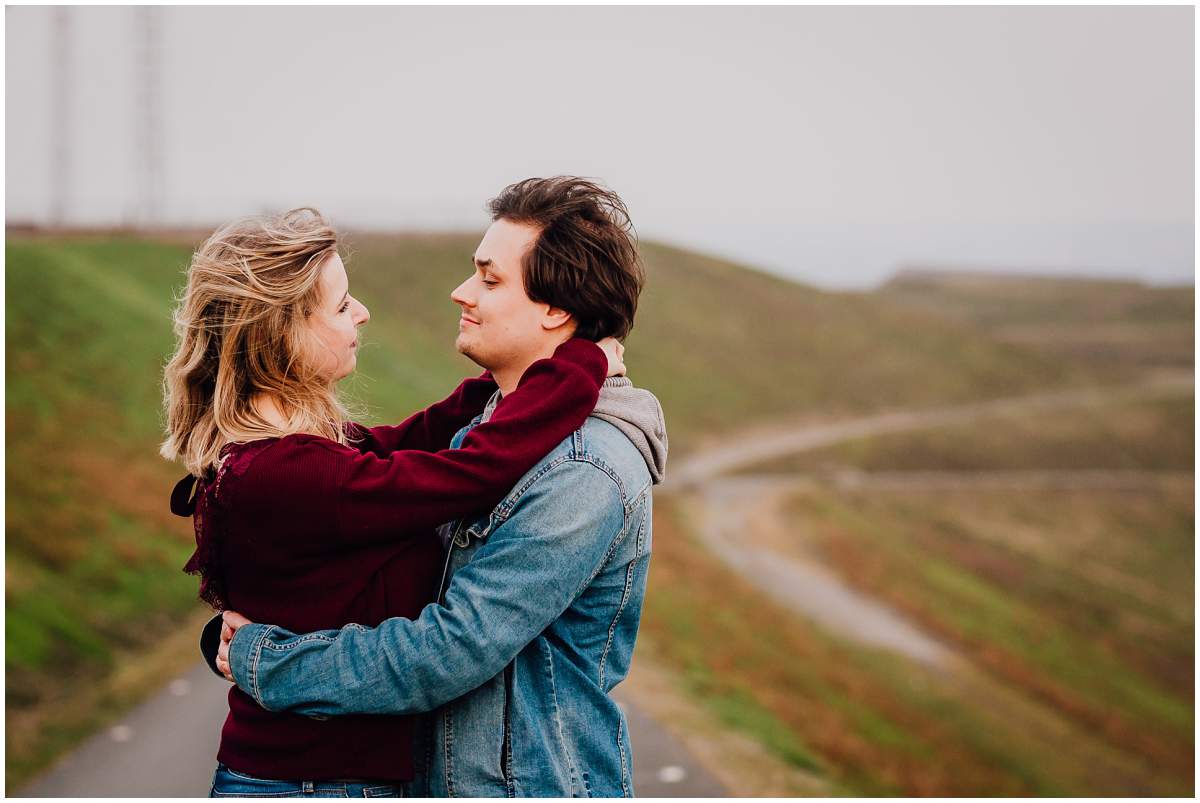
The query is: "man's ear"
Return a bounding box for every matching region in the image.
[541,305,574,333]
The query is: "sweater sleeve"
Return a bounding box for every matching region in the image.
[328,338,605,544]
[352,372,498,456]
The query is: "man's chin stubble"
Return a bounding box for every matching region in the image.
[456,339,487,369]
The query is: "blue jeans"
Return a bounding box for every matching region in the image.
[209,763,403,797]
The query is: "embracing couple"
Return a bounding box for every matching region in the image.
[161,177,667,798]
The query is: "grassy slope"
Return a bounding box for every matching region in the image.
[649,489,1191,796]
[721,270,1195,792]
[6,239,211,785]
[0,233,1146,787]
[630,244,1097,442]
[673,398,1194,792]
[784,484,1193,790]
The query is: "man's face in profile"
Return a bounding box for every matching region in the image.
[450,219,561,372]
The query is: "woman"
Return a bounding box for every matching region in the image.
[161,208,623,797]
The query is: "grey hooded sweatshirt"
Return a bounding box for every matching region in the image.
[591,376,668,484]
[479,376,668,484]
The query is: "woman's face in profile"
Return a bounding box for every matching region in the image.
[306,252,370,382]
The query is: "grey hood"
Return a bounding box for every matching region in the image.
[592,377,669,484]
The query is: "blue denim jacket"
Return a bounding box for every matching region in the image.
[228,414,658,797]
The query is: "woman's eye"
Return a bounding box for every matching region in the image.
[482,279,498,287]
[339,302,350,313]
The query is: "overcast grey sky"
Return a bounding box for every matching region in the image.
[6,5,1194,288]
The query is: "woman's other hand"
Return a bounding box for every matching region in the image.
[216,610,253,683]
[597,337,626,378]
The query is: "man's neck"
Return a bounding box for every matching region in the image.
[490,341,565,397]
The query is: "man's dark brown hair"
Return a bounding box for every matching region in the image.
[488,176,644,341]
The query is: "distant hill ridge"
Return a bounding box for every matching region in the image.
[886,266,1193,287]
[882,266,1194,318]
[876,265,1194,377]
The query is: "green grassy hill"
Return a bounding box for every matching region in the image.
[1,233,1119,785]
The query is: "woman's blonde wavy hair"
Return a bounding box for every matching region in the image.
[160,208,351,477]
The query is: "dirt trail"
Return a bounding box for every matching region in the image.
[683,478,958,667]
[661,373,1193,664]
[655,374,1192,794]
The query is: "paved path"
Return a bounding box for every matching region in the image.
[19,663,226,798]
[19,662,725,797]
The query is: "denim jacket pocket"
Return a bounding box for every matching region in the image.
[440,669,511,797]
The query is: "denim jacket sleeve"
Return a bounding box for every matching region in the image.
[227,458,625,716]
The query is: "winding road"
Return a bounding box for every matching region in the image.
[660,372,1191,664]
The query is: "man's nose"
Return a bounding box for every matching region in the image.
[450,277,474,307]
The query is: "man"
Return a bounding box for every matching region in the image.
[215,177,667,797]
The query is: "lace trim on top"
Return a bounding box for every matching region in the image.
[180,439,278,610]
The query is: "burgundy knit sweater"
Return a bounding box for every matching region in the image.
[174,339,606,782]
